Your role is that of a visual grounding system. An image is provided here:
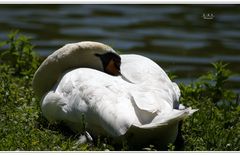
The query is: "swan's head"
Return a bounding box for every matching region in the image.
[59,41,121,76]
[95,52,121,76]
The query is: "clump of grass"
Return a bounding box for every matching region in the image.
[0,31,239,151]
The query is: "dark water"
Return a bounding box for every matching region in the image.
[0,4,240,92]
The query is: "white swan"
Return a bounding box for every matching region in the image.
[33,41,197,148]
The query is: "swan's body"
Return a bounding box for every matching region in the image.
[34,41,197,148]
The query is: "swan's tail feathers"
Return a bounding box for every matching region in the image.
[187,107,199,115]
[41,91,67,122]
[161,107,198,125]
[133,107,198,129]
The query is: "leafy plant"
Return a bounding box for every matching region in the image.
[0,30,39,76]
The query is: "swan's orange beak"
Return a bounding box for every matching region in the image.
[105,59,120,76]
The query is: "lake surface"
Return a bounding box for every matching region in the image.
[0,4,240,92]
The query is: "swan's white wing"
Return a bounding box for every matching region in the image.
[129,86,173,126]
[129,85,198,128]
[120,54,171,83]
[42,68,137,137]
[120,54,181,109]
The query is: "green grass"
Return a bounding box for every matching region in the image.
[179,62,240,151]
[0,31,239,151]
